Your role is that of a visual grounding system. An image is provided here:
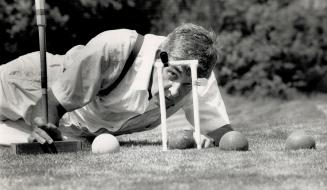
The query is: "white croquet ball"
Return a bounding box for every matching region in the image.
[91,134,120,154]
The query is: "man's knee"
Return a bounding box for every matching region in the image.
[0,120,32,145]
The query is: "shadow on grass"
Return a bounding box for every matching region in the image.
[75,136,162,150]
[119,139,162,147]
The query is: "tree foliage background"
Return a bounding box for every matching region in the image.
[1,0,327,98]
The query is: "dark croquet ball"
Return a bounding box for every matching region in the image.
[219,131,249,151]
[168,130,195,149]
[285,130,316,150]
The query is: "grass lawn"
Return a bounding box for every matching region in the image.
[1,92,327,190]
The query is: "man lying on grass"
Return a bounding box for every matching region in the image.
[0,23,234,149]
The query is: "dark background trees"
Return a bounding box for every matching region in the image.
[1,0,326,98]
[0,0,159,63]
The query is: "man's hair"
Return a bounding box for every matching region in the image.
[160,23,220,78]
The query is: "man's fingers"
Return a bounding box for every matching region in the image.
[201,139,212,148]
[31,131,46,144]
[31,117,61,143]
[195,133,215,149]
[204,138,214,148]
[34,128,53,144]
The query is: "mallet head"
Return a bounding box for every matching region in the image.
[160,51,169,67]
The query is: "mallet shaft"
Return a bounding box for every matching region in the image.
[35,0,48,122]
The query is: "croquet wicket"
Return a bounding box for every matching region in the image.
[155,59,202,151]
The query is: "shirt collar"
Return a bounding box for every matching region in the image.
[131,34,166,90]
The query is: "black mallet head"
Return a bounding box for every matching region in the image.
[160,51,169,67]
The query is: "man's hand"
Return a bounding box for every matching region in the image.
[28,89,66,144]
[193,133,214,148]
[28,117,63,144]
[168,130,214,149]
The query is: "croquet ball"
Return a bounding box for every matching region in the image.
[168,130,195,149]
[91,134,120,154]
[285,130,316,150]
[219,131,249,151]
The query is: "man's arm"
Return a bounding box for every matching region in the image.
[28,29,138,144]
[27,32,110,144]
[28,89,66,144]
[28,32,111,144]
[51,29,138,111]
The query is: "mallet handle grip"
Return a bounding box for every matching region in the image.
[35,0,46,26]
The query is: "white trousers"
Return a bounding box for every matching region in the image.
[0,119,92,146]
[0,120,32,145]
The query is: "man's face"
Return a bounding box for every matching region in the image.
[156,48,191,85]
[161,65,192,100]
[155,49,193,99]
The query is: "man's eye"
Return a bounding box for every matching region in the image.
[182,82,192,87]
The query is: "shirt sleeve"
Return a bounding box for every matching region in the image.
[51,29,137,111]
[182,72,230,135]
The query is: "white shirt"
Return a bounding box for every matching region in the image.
[0,29,230,135]
[54,29,230,135]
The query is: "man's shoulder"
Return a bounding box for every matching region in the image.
[103,29,137,35]
[85,29,139,51]
[95,29,138,40]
